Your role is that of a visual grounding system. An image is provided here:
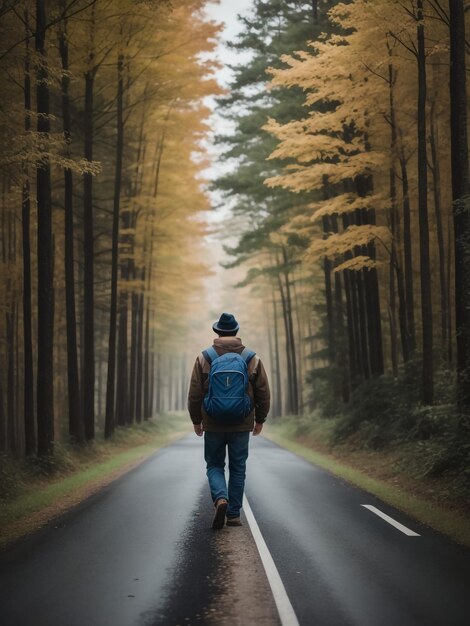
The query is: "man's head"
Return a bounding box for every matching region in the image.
[212,312,239,337]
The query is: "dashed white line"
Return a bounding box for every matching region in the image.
[243,495,300,626]
[361,504,420,536]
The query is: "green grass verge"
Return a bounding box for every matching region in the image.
[264,425,470,549]
[0,414,191,549]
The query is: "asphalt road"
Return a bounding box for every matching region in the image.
[0,433,469,626]
[246,437,470,626]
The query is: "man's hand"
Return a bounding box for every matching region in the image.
[193,423,204,437]
[253,422,263,436]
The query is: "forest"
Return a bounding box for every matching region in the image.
[0,0,469,501]
[0,0,218,458]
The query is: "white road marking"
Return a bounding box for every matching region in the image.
[243,495,300,626]
[361,504,420,536]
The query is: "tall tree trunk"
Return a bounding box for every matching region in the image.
[282,246,299,414]
[180,355,187,411]
[15,304,20,451]
[143,222,156,422]
[135,283,144,423]
[0,182,6,453]
[141,115,172,421]
[350,207,370,383]
[343,269,359,385]
[429,99,448,356]
[399,147,416,353]
[447,214,453,363]
[329,214,350,400]
[417,0,434,404]
[36,0,54,456]
[322,240,335,363]
[104,48,124,438]
[83,15,96,439]
[355,174,384,377]
[97,358,103,420]
[168,354,173,412]
[129,88,147,420]
[321,181,335,364]
[277,270,293,414]
[59,7,83,443]
[292,271,304,412]
[390,168,408,371]
[7,309,16,452]
[311,0,318,23]
[389,178,401,375]
[265,297,275,412]
[271,290,282,417]
[341,213,361,387]
[22,9,35,455]
[356,268,370,381]
[0,360,6,452]
[143,299,151,420]
[334,266,349,402]
[388,52,410,364]
[151,351,156,416]
[129,288,138,423]
[116,204,130,426]
[449,0,470,414]
[388,63,398,377]
[366,242,384,376]
[116,290,129,426]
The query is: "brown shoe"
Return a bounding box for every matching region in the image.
[226,517,242,527]
[212,498,228,530]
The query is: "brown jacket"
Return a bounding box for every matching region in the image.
[187,336,270,432]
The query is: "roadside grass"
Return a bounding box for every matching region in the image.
[264,417,470,549]
[0,414,190,549]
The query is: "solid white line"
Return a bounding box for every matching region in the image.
[243,495,300,626]
[361,504,420,536]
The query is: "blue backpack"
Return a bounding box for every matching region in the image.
[202,346,256,423]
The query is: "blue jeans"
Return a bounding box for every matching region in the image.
[204,431,250,519]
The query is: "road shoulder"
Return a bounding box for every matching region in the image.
[155,489,280,626]
[210,522,281,626]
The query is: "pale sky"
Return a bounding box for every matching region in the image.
[200,0,255,228]
[193,1,259,336]
[201,0,255,205]
[204,0,254,87]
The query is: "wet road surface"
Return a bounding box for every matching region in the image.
[0,434,469,625]
[247,436,470,626]
[0,436,211,626]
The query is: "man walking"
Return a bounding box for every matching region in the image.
[188,312,270,529]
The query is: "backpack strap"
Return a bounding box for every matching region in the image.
[241,348,256,364]
[202,346,219,365]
